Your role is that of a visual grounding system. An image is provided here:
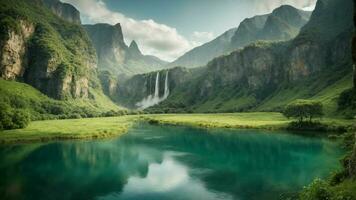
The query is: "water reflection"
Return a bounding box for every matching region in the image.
[0,124,343,200]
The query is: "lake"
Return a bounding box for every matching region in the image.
[0,124,344,200]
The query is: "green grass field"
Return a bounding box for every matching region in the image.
[0,116,136,143]
[1,113,354,144]
[143,113,355,130]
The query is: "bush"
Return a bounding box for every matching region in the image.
[0,102,30,130]
[11,110,30,129]
[0,103,14,130]
[283,100,324,123]
[299,179,332,200]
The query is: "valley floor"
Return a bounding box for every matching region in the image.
[0,112,354,144]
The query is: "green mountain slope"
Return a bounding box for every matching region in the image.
[145,0,354,117]
[0,78,121,121]
[0,0,123,125]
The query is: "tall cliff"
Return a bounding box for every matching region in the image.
[168,5,311,69]
[145,0,353,113]
[84,24,167,76]
[0,0,98,100]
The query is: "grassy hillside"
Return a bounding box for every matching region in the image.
[0,79,123,121]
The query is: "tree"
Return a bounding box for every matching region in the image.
[283,100,324,123]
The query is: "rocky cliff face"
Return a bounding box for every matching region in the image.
[0,0,97,99]
[196,0,352,105]
[115,67,192,108]
[42,0,81,24]
[169,5,311,69]
[0,20,34,80]
[145,0,353,113]
[84,24,167,75]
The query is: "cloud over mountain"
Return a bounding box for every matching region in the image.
[63,0,196,61]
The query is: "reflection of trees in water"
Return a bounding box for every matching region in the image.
[0,139,164,200]
[129,125,342,200]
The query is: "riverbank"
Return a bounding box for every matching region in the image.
[142,113,355,131]
[0,112,354,144]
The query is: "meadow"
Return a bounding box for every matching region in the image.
[1,112,354,144]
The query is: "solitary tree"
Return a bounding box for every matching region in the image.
[283,100,324,123]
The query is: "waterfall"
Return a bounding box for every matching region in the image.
[154,71,160,98]
[136,71,170,110]
[164,71,169,98]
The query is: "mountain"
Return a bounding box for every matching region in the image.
[42,0,81,24]
[167,28,237,68]
[0,0,121,118]
[117,0,354,116]
[84,24,168,76]
[168,5,311,69]
[0,0,100,99]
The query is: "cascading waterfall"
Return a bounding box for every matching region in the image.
[136,71,170,109]
[163,71,169,98]
[154,72,160,98]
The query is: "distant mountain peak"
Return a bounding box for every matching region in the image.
[129,40,142,56]
[42,0,81,24]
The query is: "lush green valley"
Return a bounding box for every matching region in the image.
[0,0,355,199]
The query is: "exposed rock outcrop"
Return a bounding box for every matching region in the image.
[0,21,34,80]
[42,0,81,24]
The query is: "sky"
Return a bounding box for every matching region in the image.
[62,0,317,62]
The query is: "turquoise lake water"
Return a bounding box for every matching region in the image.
[0,124,344,200]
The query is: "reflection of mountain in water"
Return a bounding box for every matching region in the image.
[0,124,343,200]
[0,139,164,200]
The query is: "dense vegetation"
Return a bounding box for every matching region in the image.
[0,79,126,130]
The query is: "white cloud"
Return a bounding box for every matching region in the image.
[191,31,215,46]
[62,0,195,61]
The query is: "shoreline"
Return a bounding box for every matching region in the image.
[0,113,354,144]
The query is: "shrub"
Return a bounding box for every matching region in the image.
[299,179,332,200]
[283,100,324,123]
[11,110,30,129]
[0,102,14,130]
[0,102,30,130]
